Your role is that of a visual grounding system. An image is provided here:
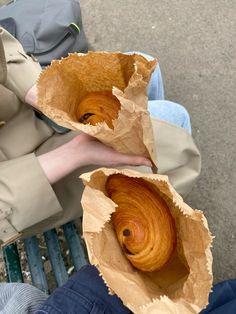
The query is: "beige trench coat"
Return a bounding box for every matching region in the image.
[0,28,201,245]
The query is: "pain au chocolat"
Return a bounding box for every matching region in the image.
[106,174,176,272]
[76,91,121,129]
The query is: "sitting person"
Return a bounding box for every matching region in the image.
[0,26,203,314]
[0,264,235,313]
[0,27,200,246]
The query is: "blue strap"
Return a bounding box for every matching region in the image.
[35,110,70,134]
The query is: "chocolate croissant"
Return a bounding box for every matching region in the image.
[76,91,121,129]
[106,174,176,272]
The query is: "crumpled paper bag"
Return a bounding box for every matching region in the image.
[80,168,213,314]
[37,52,158,167]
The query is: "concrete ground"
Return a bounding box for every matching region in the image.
[80,0,236,283]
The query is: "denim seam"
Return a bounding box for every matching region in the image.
[69,281,129,314]
[59,286,93,310]
[36,303,63,314]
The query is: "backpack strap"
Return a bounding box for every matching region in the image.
[0,28,7,85]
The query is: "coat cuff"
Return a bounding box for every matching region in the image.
[0,153,63,243]
[0,27,41,102]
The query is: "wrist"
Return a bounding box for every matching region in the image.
[37,138,84,184]
[68,135,88,168]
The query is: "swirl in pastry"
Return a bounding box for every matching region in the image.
[106,174,176,272]
[76,91,121,129]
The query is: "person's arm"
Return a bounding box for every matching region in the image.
[0,137,151,244]
[24,85,152,183]
[0,27,41,102]
[0,153,64,244]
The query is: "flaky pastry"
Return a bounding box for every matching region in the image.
[76,91,121,129]
[106,174,176,272]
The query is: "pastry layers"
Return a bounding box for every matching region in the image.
[106,174,176,272]
[76,91,121,129]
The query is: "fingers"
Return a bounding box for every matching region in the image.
[25,84,38,109]
[113,153,152,167]
[72,134,153,168]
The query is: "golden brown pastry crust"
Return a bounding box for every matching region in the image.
[106,174,176,272]
[76,91,121,129]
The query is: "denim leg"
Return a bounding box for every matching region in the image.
[36,265,131,314]
[148,100,192,135]
[200,279,236,314]
[148,62,165,100]
[124,51,164,100]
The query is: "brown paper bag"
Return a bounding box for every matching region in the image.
[80,168,213,314]
[37,52,158,166]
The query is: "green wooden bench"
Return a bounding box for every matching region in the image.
[2,221,87,293]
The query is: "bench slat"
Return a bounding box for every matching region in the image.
[62,222,87,271]
[23,236,49,293]
[3,243,23,283]
[44,229,68,287]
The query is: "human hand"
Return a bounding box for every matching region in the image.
[72,133,153,168]
[25,84,39,109]
[37,133,152,184]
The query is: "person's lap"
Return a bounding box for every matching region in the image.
[37,265,236,314]
[126,51,192,135]
[36,265,131,314]
[148,100,192,134]
[0,53,194,314]
[1,264,234,314]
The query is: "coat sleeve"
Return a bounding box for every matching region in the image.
[0,27,41,102]
[131,119,201,197]
[153,119,201,196]
[0,153,63,245]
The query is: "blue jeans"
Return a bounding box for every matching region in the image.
[36,265,236,314]
[36,265,131,314]
[125,51,192,135]
[201,279,236,314]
